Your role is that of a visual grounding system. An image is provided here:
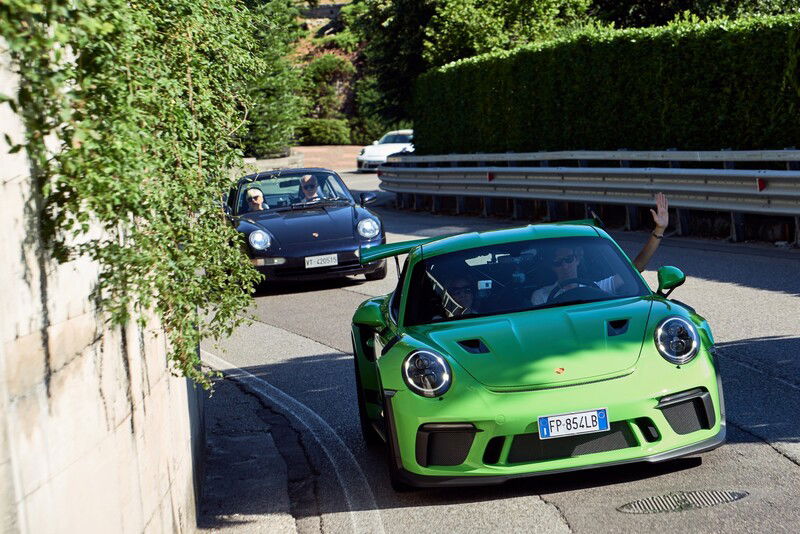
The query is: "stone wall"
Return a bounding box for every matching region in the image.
[0,44,203,533]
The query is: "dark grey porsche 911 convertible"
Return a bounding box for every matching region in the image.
[225,168,387,281]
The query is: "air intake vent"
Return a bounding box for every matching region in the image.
[607,319,629,336]
[457,339,490,354]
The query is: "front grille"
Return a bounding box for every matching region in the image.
[507,422,637,464]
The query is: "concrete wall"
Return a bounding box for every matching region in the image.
[1,44,203,533]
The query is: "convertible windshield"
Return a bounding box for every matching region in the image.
[404,236,650,326]
[235,171,352,215]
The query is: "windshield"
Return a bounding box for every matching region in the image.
[379,133,412,144]
[235,171,352,215]
[404,236,650,326]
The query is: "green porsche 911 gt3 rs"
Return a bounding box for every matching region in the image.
[351,222,725,490]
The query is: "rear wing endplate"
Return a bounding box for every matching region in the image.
[359,234,454,265]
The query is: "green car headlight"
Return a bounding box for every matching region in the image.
[402,350,451,397]
[654,317,700,365]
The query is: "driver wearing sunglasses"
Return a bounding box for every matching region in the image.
[531,192,670,306]
[530,246,619,305]
[298,174,324,203]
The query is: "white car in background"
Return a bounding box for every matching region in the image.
[356,129,414,171]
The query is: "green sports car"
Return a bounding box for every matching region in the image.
[351,221,725,490]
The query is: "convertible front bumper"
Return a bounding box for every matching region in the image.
[250,240,385,281]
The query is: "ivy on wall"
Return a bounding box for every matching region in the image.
[0,0,267,387]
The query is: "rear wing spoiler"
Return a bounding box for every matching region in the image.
[359,234,455,264]
[359,216,601,265]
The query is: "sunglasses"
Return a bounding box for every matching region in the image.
[302,184,317,191]
[451,286,473,294]
[247,196,262,201]
[552,254,576,267]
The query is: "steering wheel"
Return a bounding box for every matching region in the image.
[546,278,605,303]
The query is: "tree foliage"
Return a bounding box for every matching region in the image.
[348,0,595,122]
[243,0,306,158]
[0,0,275,387]
[591,0,800,28]
[424,0,594,66]
[301,54,356,119]
[295,118,352,144]
[414,15,800,154]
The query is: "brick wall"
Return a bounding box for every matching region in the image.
[0,43,203,534]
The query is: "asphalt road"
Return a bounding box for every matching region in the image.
[202,169,800,533]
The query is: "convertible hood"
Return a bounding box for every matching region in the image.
[424,297,654,390]
[237,204,356,245]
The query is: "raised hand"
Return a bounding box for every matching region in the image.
[649,192,669,231]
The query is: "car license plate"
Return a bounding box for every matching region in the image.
[538,408,609,439]
[304,254,338,269]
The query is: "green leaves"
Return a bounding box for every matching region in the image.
[414,14,800,154]
[1,0,268,388]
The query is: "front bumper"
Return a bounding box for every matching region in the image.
[357,157,385,171]
[251,246,384,281]
[383,355,725,487]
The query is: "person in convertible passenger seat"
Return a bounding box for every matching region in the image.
[245,187,267,212]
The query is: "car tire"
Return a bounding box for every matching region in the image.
[365,260,387,281]
[352,355,383,449]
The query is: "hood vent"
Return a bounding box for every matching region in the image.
[607,319,630,337]
[457,339,490,354]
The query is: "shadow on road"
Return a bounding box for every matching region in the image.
[253,276,366,297]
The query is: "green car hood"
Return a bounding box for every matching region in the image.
[422,296,653,390]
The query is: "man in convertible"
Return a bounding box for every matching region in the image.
[531,192,669,305]
[297,174,325,203]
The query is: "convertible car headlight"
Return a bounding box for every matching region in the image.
[654,317,700,365]
[248,230,271,251]
[403,350,451,397]
[357,218,380,239]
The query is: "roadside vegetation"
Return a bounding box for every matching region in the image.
[1,0,274,387]
[414,14,800,153]
[3,0,797,386]
[264,1,800,149]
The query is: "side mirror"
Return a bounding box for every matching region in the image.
[372,140,379,145]
[353,300,386,328]
[657,266,686,298]
[360,192,377,206]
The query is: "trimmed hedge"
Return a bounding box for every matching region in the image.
[413,15,800,154]
[296,118,352,145]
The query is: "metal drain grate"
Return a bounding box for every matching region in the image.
[617,490,749,514]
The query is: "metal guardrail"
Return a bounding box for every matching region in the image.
[380,149,800,243]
